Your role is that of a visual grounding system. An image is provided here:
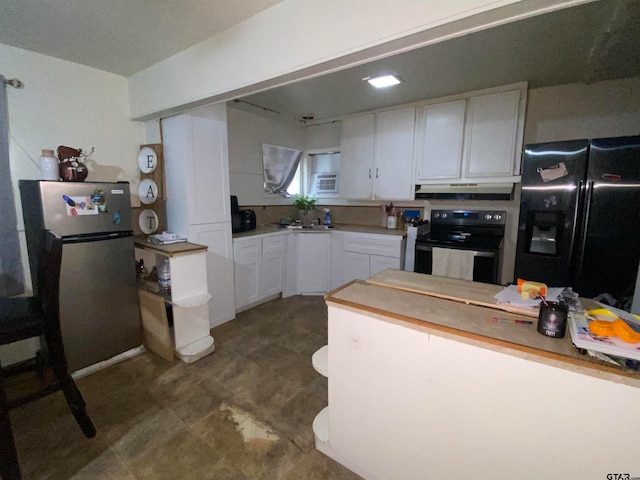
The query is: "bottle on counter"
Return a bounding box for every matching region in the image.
[39,149,59,181]
[135,259,148,279]
[323,208,332,226]
[158,259,171,292]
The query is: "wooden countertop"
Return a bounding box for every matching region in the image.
[368,269,538,317]
[325,271,640,388]
[232,223,407,239]
[134,235,207,257]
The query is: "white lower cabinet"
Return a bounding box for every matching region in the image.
[233,233,287,311]
[237,230,404,303]
[296,233,331,295]
[262,235,287,297]
[233,237,262,309]
[340,232,405,285]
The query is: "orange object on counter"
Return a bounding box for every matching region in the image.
[588,318,640,344]
[517,278,548,299]
[588,320,616,337]
[612,319,640,344]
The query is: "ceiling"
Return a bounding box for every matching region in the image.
[1,0,638,123]
[0,0,286,76]
[238,0,640,123]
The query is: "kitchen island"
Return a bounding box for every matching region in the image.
[317,270,640,480]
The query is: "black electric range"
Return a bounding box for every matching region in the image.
[415,209,506,284]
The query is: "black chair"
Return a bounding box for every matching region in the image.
[0,233,96,480]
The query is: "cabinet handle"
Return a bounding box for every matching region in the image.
[376,168,379,179]
[368,168,372,179]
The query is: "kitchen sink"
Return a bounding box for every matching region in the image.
[284,225,337,230]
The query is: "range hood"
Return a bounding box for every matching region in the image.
[414,183,515,201]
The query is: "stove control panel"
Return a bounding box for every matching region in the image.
[431,210,506,226]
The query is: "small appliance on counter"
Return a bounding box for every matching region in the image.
[230,195,256,233]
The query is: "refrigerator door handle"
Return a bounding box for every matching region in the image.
[62,231,133,244]
[574,180,593,282]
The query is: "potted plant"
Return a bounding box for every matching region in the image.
[293,195,317,226]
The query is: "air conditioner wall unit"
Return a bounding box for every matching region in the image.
[311,172,339,195]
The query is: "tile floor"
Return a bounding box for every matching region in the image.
[9,295,362,480]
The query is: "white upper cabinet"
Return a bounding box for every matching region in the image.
[414,100,466,182]
[341,107,415,200]
[463,90,521,179]
[163,105,231,227]
[373,108,416,200]
[414,83,526,184]
[340,114,375,199]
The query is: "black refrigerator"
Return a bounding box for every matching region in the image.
[19,180,142,372]
[514,135,640,306]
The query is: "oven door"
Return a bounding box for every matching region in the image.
[414,244,500,284]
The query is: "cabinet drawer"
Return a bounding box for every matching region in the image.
[262,234,287,254]
[233,238,262,263]
[343,233,402,258]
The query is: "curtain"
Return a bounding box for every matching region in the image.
[0,75,25,296]
[262,143,302,195]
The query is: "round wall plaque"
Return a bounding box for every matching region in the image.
[138,178,158,205]
[138,209,159,234]
[138,146,158,174]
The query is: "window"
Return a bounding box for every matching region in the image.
[306,150,340,198]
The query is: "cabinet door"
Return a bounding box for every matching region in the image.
[373,107,416,200]
[341,114,375,199]
[262,251,285,298]
[189,222,235,327]
[342,251,370,284]
[163,105,231,230]
[233,238,262,309]
[297,233,331,294]
[262,232,287,298]
[415,100,465,183]
[463,90,520,179]
[370,255,401,277]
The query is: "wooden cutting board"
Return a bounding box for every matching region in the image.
[366,269,539,318]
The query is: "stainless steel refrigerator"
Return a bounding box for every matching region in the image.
[514,135,640,307]
[19,180,142,371]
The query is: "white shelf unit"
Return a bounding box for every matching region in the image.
[135,239,215,364]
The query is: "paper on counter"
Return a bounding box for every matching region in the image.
[493,285,564,308]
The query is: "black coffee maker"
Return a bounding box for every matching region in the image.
[230,195,256,233]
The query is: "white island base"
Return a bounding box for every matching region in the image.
[318,276,640,480]
[135,238,216,364]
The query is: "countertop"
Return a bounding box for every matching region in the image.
[133,235,207,257]
[232,223,407,239]
[325,270,640,388]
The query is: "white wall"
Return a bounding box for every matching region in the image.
[127,0,583,120]
[524,77,640,144]
[305,122,341,151]
[227,105,305,206]
[1,43,142,364]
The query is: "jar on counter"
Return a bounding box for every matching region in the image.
[39,149,59,181]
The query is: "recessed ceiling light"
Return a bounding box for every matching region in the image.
[363,74,403,88]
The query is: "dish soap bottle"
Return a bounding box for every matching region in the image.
[323,208,332,227]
